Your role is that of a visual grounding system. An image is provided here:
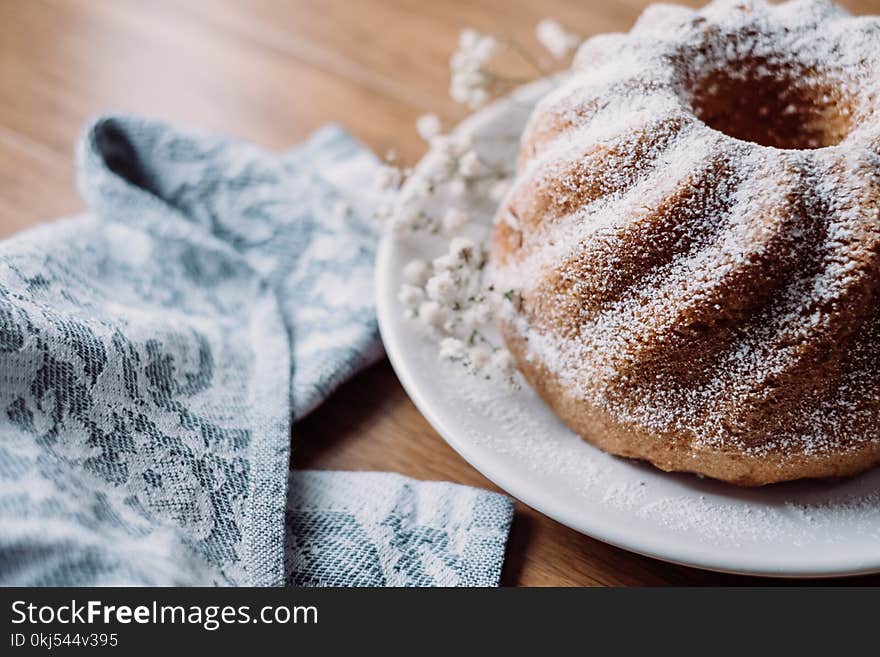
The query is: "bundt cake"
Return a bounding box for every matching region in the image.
[491,0,880,486]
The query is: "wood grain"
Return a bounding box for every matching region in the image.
[0,0,877,586]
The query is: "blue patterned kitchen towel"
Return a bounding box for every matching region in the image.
[286,472,513,587]
[0,116,514,586]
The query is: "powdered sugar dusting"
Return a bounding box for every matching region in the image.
[492,0,880,460]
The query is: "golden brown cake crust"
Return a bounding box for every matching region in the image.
[504,326,880,486]
[491,0,880,486]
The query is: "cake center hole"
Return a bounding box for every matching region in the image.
[690,62,852,149]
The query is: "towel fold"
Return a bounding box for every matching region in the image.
[0,116,513,586]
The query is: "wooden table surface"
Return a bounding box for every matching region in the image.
[1,0,877,586]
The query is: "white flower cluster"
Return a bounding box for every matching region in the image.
[376,19,581,387]
[376,113,511,236]
[416,113,442,140]
[398,237,517,384]
[536,19,581,60]
[450,29,499,109]
[448,19,580,111]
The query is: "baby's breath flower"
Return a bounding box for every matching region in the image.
[398,284,425,308]
[458,151,482,177]
[490,348,516,377]
[430,134,471,165]
[430,135,454,156]
[474,32,498,59]
[536,19,581,60]
[464,302,493,328]
[389,205,419,234]
[442,316,460,334]
[442,208,471,232]
[457,29,499,63]
[409,176,434,199]
[448,179,468,198]
[448,236,476,263]
[430,144,459,178]
[416,113,442,140]
[432,253,459,272]
[459,28,479,51]
[458,311,479,334]
[453,85,488,109]
[450,29,498,108]
[418,300,447,330]
[375,165,403,190]
[425,270,458,304]
[402,259,430,286]
[468,344,493,369]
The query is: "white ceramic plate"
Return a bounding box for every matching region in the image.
[376,79,880,578]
